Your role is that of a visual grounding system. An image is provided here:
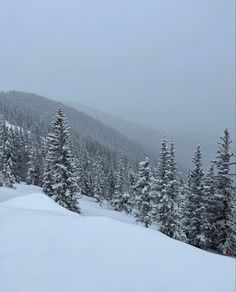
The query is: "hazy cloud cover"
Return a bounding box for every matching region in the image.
[0,0,235,136]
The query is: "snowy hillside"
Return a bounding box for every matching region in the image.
[0,185,235,292]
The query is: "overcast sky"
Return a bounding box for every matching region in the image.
[0,0,235,136]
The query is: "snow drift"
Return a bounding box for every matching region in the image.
[0,184,235,292]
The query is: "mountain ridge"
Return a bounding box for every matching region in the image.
[0,91,157,167]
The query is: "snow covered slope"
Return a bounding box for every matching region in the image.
[0,185,235,292]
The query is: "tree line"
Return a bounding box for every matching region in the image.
[0,106,235,256]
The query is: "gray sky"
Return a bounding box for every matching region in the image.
[0,0,235,136]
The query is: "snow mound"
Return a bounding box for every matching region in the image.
[0,183,42,203]
[0,185,235,292]
[0,193,69,214]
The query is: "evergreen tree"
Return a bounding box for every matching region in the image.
[156,136,169,191]
[93,153,107,203]
[8,127,21,183]
[213,129,236,255]
[43,106,80,213]
[159,141,186,241]
[0,118,7,171]
[26,124,45,186]
[196,165,216,249]
[0,171,4,187]
[127,167,137,211]
[150,136,169,223]
[185,145,204,247]
[116,154,126,195]
[26,146,44,186]
[178,177,188,242]
[78,147,93,197]
[0,119,16,188]
[134,157,152,228]
[13,127,28,181]
[107,164,116,201]
[113,154,131,213]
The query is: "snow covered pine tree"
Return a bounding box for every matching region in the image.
[134,157,152,228]
[150,137,169,224]
[113,154,131,213]
[198,164,217,250]
[0,118,17,188]
[185,145,205,247]
[159,141,186,241]
[43,106,80,213]
[213,129,236,256]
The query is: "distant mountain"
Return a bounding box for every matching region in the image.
[66,102,232,170]
[67,102,164,155]
[0,91,156,168]
[66,102,192,169]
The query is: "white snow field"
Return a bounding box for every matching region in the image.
[0,184,235,292]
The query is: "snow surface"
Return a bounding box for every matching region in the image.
[0,184,235,292]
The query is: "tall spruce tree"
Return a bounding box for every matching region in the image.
[213,129,236,255]
[185,145,204,247]
[178,177,188,242]
[0,119,16,188]
[127,166,137,211]
[150,137,169,223]
[116,154,126,194]
[196,165,216,250]
[159,141,186,241]
[26,124,45,186]
[93,152,107,203]
[43,106,80,213]
[134,157,152,228]
[107,164,116,201]
[8,127,21,183]
[78,147,93,197]
[26,146,44,186]
[113,154,127,211]
[13,127,29,181]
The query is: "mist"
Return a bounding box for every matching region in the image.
[0,0,235,137]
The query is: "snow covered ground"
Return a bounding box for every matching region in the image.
[0,184,235,292]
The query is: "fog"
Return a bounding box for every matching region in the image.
[0,0,235,137]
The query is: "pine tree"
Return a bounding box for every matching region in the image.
[113,154,128,211]
[213,129,236,255]
[42,154,54,196]
[93,153,107,203]
[127,167,137,211]
[178,177,188,242]
[9,127,22,183]
[0,118,7,172]
[78,147,93,197]
[134,157,152,228]
[13,127,28,181]
[185,145,204,247]
[26,124,45,186]
[107,164,116,201]
[26,146,44,186]
[195,165,216,250]
[0,171,4,187]
[150,136,169,223]
[159,141,186,241]
[43,106,80,213]
[0,120,16,188]
[116,154,126,194]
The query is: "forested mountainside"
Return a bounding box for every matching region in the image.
[0,91,155,166]
[67,102,228,170]
[67,102,163,154]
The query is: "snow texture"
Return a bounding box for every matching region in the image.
[0,184,235,292]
